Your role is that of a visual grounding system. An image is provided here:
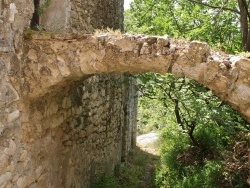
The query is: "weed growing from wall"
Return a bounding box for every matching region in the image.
[37,0,51,15]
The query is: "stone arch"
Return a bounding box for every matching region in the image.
[1,0,249,187]
[5,31,247,187]
[21,32,250,123]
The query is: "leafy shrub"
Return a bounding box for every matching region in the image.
[136,72,249,188]
[156,124,225,188]
[94,174,120,188]
[194,124,230,156]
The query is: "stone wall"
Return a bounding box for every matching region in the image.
[0,0,137,187]
[40,0,124,32]
[40,0,71,32]
[0,73,137,187]
[18,74,133,187]
[1,0,250,187]
[0,1,33,187]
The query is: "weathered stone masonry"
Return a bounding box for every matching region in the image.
[0,0,137,187]
[23,33,250,123]
[19,74,135,188]
[1,0,250,188]
[40,0,124,33]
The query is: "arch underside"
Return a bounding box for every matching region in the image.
[19,33,250,122]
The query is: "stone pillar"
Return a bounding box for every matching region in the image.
[122,75,138,162]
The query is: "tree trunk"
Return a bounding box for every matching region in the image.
[246,28,250,51]
[238,0,250,51]
[188,122,199,146]
[174,99,185,130]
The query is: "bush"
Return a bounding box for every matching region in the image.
[156,124,225,188]
[94,174,120,188]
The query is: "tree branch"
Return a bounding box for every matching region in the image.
[188,121,199,146]
[213,0,228,25]
[241,0,250,22]
[187,0,240,14]
[174,99,185,130]
[169,7,183,35]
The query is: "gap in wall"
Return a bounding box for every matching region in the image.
[30,0,40,29]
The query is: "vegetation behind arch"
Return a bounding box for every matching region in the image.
[125,1,250,187]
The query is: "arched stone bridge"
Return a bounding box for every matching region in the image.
[22,32,250,122]
[3,1,250,187]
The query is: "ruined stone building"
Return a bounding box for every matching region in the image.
[1,0,250,188]
[0,0,137,187]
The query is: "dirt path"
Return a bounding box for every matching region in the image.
[136,132,160,188]
[118,132,160,188]
[137,132,160,156]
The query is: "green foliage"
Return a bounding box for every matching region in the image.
[136,73,249,187]
[125,0,242,53]
[157,161,223,188]
[119,149,158,188]
[37,0,51,15]
[94,148,159,188]
[137,72,249,141]
[138,97,167,134]
[94,174,120,188]
[156,124,224,188]
[23,29,36,40]
[126,1,249,187]
[157,125,249,187]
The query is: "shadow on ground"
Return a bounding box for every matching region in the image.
[118,146,160,188]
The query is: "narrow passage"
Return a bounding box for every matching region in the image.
[136,132,160,188]
[119,132,160,188]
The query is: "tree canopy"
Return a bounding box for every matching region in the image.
[125,0,250,53]
[125,1,250,187]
